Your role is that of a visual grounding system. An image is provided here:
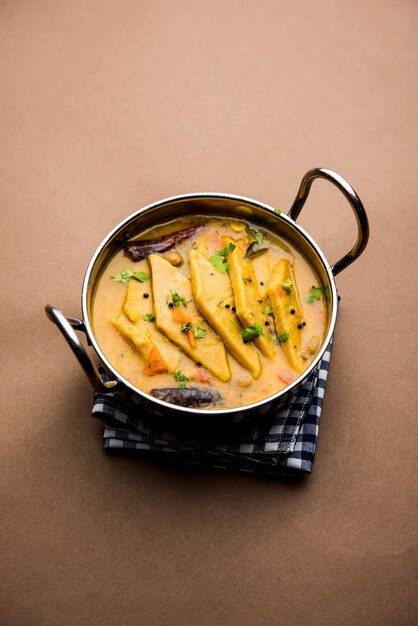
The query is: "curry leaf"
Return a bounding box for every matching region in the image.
[247,227,264,245]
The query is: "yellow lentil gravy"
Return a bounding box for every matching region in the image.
[92,216,327,409]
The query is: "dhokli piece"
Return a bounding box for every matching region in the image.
[189,249,261,378]
[149,254,231,382]
[223,237,276,359]
[267,258,305,373]
[120,269,180,372]
[123,279,145,322]
[111,315,168,375]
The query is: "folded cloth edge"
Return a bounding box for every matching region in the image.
[92,338,333,477]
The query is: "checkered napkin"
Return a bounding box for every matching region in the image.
[91,338,333,478]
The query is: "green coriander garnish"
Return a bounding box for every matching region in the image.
[180,322,192,333]
[111,268,150,283]
[173,370,189,388]
[170,290,191,307]
[143,313,155,322]
[274,208,282,215]
[281,279,293,294]
[111,268,133,283]
[262,305,273,315]
[193,325,206,339]
[209,242,236,274]
[209,255,229,273]
[277,332,290,343]
[306,286,322,303]
[241,323,263,342]
[219,242,236,256]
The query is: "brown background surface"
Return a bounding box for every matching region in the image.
[1,1,417,624]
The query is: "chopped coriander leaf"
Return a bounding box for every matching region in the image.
[274,208,282,215]
[218,242,236,257]
[262,305,273,315]
[180,322,192,333]
[170,290,191,307]
[241,323,263,342]
[306,286,322,303]
[281,278,293,294]
[132,271,150,282]
[247,227,264,244]
[193,325,206,339]
[111,268,134,283]
[173,370,189,388]
[143,313,155,322]
[277,332,290,343]
[209,242,236,274]
[111,268,150,283]
[209,254,229,274]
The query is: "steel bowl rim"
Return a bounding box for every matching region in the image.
[80,191,338,416]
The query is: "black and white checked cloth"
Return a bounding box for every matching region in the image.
[92,337,333,478]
